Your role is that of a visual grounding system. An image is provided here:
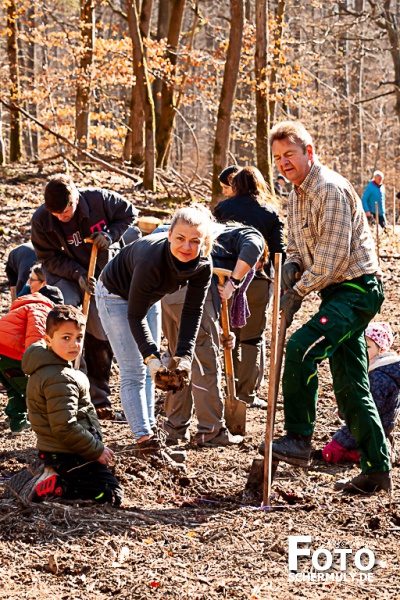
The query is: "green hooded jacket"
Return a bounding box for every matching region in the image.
[22,341,104,460]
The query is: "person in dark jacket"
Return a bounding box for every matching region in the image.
[214,166,286,408]
[322,322,400,464]
[22,305,123,505]
[5,242,37,302]
[95,205,214,456]
[30,174,137,418]
[162,223,264,446]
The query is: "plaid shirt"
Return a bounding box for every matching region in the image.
[288,163,381,297]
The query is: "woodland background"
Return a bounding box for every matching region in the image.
[1,0,400,208]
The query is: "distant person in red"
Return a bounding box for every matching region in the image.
[0,289,62,433]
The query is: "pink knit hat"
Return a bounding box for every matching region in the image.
[365,322,393,352]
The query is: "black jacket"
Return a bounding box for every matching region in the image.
[101,233,212,360]
[31,188,137,281]
[214,195,286,277]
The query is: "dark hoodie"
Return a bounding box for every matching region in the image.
[101,232,212,360]
[22,341,104,460]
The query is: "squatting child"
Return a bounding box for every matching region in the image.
[322,322,400,464]
[22,305,123,505]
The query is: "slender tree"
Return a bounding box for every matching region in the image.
[75,0,95,152]
[6,0,22,162]
[255,0,273,191]
[155,0,186,167]
[126,0,156,190]
[211,0,244,208]
[123,0,154,165]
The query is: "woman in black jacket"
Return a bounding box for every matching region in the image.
[96,206,214,455]
[214,166,286,409]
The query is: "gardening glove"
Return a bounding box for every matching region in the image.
[220,330,236,350]
[280,288,303,326]
[78,274,96,296]
[281,262,301,291]
[172,356,192,380]
[218,278,237,301]
[90,231,112,250]
[145,356,166,381]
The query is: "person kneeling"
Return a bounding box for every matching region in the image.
[22,305,123,506]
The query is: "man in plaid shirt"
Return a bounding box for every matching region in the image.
[265,120,391,494]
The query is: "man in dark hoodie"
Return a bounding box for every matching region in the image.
[30,174,137,418]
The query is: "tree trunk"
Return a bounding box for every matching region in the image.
[75,0,95,153]
[255,0,273,192]
[123,0,154,166]
[6,0,22,163]
[155,0,186,168]
[0,105,6,166]
[153,0,173,129]
[268,0,286,124]
[126,0,156,190]
[211,0,244,209]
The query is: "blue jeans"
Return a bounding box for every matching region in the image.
[95,279,161,439]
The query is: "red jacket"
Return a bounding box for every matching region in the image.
[0,294,54,361]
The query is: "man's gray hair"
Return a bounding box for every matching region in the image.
[269,120,314,153]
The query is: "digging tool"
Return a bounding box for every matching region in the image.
[262,253,285,506]
[213,267,246,436]
[74,239,98,369]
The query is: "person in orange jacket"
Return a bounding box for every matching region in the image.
[0,291,61,433]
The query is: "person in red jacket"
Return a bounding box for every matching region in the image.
[0,292,57,433]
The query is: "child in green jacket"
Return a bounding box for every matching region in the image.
[22,305,123,506]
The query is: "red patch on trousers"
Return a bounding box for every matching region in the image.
[319,316,329,324]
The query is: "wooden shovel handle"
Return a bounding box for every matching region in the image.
[213,268,236,399]
[74,239,98,369]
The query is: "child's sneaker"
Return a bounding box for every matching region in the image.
[30,467,63,501]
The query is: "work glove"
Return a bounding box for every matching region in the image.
[280,288,303,326]
[218,278,237,301]
[220,330,236,350]
[90,231,112,249]
[172,356,192,380]
[281,262,301,291]
[145,356,167,381]
[78,274,96,296]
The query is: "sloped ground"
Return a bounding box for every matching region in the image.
[0,164,399,599]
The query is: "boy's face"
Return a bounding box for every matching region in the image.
[45,322,84,362]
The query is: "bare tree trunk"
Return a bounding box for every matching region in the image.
[268,0,286,124]
[6,0,22,163]
[75,0,95,153]
[123,0,154,166]
[155,0,186,168]
[255,0,273,192]
[211,0,244,208]
[0,105,5,166]
[126,0,156,190]
[153,0,173,129]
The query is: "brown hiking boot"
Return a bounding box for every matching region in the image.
[96,406,126,422]
[334,471,392,494]
[270,432,312,467]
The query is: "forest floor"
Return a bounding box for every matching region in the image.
[0,164,400,600]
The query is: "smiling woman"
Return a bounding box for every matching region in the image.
[95,204,214,457]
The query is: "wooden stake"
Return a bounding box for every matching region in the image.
[263,253,284,507]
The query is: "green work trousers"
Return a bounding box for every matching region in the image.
[282,274,390,474]
[0,354,28,431]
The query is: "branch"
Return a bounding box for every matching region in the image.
[354,89,396,104]
[0,98,142,185]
